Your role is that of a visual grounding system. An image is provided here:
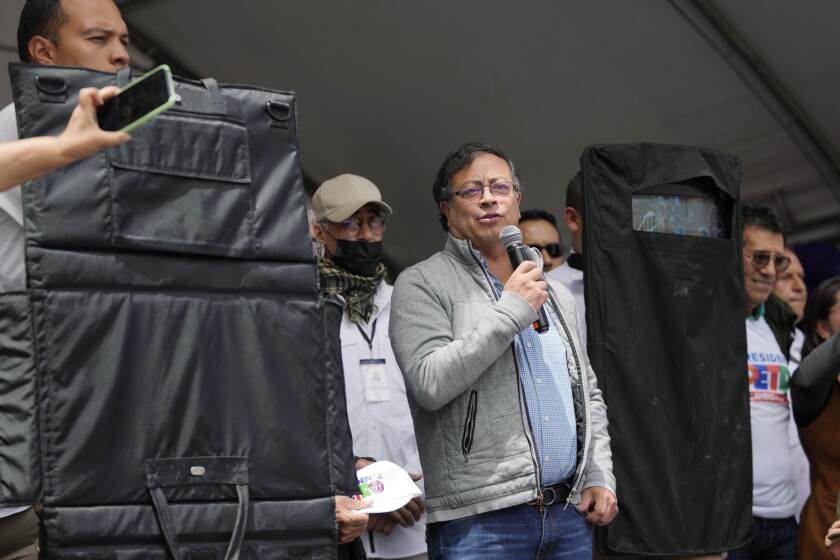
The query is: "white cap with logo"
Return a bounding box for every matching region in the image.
[355,460,422,514]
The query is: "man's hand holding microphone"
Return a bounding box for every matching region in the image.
[504,260,548,313]
[501,225,550,329]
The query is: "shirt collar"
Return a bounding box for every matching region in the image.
[748,303,766,321]
[470,246,489,269]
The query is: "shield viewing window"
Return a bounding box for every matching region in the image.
[632,181,732,239]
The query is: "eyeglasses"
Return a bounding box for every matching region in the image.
[530,242,564,258]
[745,250,790,273]
[332,214,386,235]
[452,182,515,200]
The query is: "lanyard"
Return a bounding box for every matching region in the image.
[356,318,377,351]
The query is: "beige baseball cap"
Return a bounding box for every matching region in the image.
[311,174,393,223]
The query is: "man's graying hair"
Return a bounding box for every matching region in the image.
[432,142,522,232]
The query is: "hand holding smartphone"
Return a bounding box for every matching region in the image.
[96,64,176,133]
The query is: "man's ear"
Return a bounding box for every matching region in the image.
[28,36,58,65]
[815,319,833,342]
[440,201,463,239]
[311,222,327,245]
[439,200,450,223]
[564,207,580,233]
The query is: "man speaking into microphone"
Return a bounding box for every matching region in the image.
[389,142,616,559]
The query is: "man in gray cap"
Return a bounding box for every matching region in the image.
[311,174,428,560]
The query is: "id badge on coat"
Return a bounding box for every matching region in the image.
[361,358,389,402]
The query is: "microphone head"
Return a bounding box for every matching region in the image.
[499,225,523,248]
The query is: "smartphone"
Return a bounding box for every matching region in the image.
[96,64,176,133]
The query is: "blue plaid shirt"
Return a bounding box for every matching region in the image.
[486,266,578,486]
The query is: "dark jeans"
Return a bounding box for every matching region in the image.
[427,503,592,560]
[727,516,798,560]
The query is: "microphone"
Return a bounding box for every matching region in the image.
[499,225,549,333]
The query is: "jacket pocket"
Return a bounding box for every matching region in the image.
[461,390,478,462]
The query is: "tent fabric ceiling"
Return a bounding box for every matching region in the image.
[2,1,838,269]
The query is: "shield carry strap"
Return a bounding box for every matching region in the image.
[174,77,231,118]
[145,457,249,560]
[201,77,227,115]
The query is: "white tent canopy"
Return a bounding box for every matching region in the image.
[3,0,839,269]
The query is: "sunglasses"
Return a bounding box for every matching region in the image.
[745,250,790,273]
[530,242,564,258]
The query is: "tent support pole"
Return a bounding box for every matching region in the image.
[670,0,840,216]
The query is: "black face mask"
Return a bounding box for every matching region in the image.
[333,239,383,277]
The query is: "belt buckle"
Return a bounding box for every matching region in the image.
[541,486,557,507]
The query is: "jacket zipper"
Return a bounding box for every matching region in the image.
[546,291,589,508]
[465,241,543,495]
[461,390,478,461]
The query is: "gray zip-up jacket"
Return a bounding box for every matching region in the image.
[389,235,615,523]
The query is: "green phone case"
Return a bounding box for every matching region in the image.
[118,64,176,133]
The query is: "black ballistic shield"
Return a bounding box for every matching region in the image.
[582,143,752,554]
[1,63,359,559]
